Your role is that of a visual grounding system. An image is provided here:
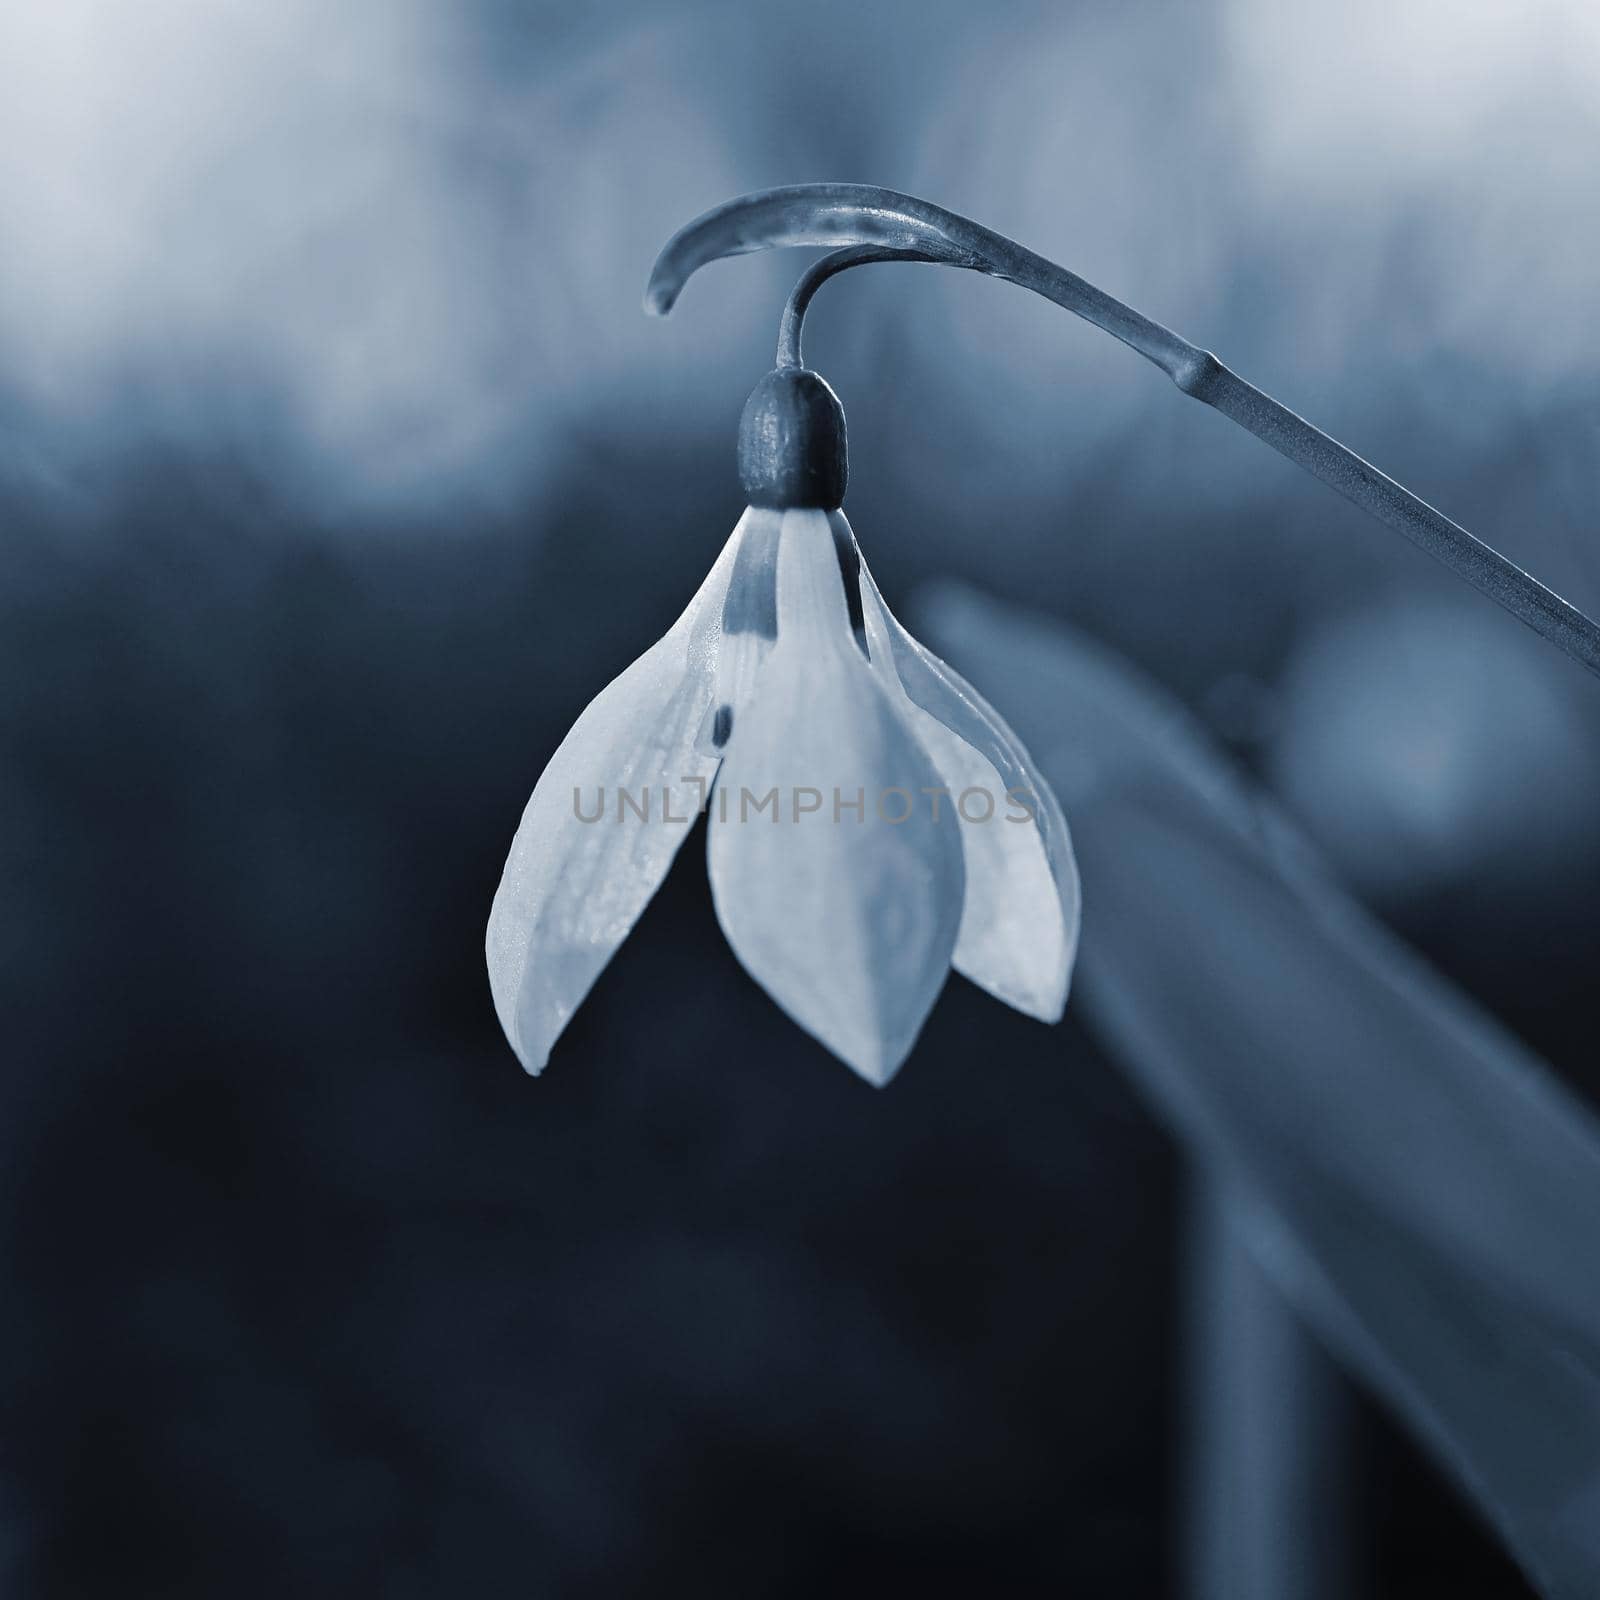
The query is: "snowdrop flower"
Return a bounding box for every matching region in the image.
[487,367,1080,1084]
[485,175,1600,1083]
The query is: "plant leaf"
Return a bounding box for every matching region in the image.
[916,583,1600,1600]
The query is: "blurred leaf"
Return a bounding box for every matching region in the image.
[916,583,1600,1600]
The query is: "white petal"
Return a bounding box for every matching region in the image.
[707,510,964,1085]
[844,515,1080,1022]
[486,512,771,1072]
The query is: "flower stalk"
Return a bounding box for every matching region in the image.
[650,183,1600,682]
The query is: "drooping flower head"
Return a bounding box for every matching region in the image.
[487,366,1080,1084]
[484,172,1600,1084]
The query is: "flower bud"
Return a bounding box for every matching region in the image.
[737,369,847,510]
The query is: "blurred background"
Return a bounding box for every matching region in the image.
[2,1,1597,1593]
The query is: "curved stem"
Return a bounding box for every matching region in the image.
[1187,1181,1359,1600]
[776,243,981,369]
[649,183,1600,682]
